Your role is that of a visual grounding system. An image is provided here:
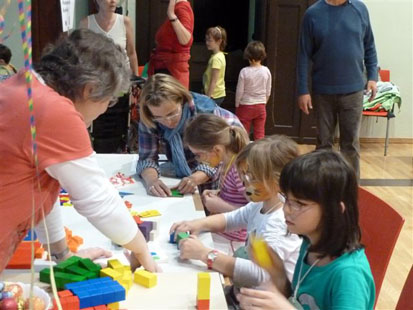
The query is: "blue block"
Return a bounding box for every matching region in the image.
[24,229,37,241]
[169,231,176,244]
[75,290,91,309]
[88,288,103,307]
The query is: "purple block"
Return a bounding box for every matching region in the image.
[138,221,153,242]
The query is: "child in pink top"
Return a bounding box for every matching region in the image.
[236,41,272,140]
[184,114,249,241]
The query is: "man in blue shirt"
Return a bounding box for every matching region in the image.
[297,0,378,177]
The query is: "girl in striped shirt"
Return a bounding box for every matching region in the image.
[184,114,249,241]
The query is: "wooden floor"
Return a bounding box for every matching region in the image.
[298,142,413,310]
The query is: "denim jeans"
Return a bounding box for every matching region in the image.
[313,90,364,178]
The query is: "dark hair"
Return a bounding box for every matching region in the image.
[184,114,249,154]
[0,44,12,64]
[33,29,130,103]
[244,41,267,62]
[206,26,227,51]
[279,150,362,258]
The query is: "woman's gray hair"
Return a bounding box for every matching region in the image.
[34,28,130,103]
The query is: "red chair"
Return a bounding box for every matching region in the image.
[362,69,394,156]
[396,265,413,310]
[358,187,405,307]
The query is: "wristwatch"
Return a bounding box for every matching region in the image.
[207,250,219,270]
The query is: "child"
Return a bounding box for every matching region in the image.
[236,41,272,140]
[170,135,302,289]
[203,26,227,106]
[184,113,249,241]
[237,150,375,310]
[0,44,17,82]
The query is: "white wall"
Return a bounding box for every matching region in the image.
[361,0,413,139]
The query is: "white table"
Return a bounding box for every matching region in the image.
[2,154,228,309]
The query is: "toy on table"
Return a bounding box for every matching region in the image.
[59,189,73,207]
[133,269,157,288]
[109,172,135,188]
[64,227,83,253]
[101,259,133,292]
[124,200,133,209]
[118,191,133,198]
[6,241,44,269]
[170,189,184,197]
[137,210,161,218]
[250,234,273,269]
[197,272,211,310]
[176,232,190,250]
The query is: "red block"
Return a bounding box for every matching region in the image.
[58,290,73,298]
[197,299,210,310]
[93,306,107,310]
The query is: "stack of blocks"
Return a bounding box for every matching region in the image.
[171,231,189,249]
[6,240,44,269]
[65,227,84,253]
[134,216,159,242]
[40,256,101,289]
[133,269,157,288]
[197,272,211,310]
[100,259,133,293]
[60,277,125,309]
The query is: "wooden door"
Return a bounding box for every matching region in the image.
[262,0,316,143]
[32,0,63,62]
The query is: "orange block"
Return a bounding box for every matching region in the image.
[94,306,107,310]
[133,216,142,225]
[58,290,73,298]
[197,299,210,310]
[35,246,45,259]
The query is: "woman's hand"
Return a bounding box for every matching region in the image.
[178,235,210,261]
[170,219,203,237]
[236,287,294,310]
[176,176,197,194]
[147,178,171,197]
[167,0,177,19]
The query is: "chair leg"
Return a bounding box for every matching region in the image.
[384,117,390,156]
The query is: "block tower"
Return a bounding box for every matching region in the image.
[197,272,210,310]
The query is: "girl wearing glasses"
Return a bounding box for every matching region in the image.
[137,74,243,197]
[237,150,375,310]
[169,135,302,293]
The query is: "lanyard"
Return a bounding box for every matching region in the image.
[293,251,320,299]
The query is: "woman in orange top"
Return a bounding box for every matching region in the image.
[0,29,158,273]
[148,0,194,88]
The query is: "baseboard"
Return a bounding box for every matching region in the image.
[359,137,413,144]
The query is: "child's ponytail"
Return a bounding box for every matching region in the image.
[184,114,248,153]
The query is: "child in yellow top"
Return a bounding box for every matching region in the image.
[203,26,227,106]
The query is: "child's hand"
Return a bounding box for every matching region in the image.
[179,235,210,261]
[170,220,202,237]
[236,287,294,310]
[203,194,225,214]
[124,249,162,273]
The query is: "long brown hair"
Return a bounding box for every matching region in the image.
[184,114,249,154]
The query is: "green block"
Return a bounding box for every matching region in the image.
[54,272,86,290]
[171,189,184,197]
[177,232,190,249]
[55,255,81,272]
[39,268,51,284]
[66,265,90,276]
[79,258,101,273]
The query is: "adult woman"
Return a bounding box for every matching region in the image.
[137,73,244,197]
[0,29,157,273]
[80,0,139,76]
[148,0,194,88]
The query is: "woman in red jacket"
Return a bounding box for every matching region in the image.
[148,0,194,89]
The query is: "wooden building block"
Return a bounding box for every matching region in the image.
[100,268,122,281]
[133,269,157,288]
[197,272,211,300]
[107,259,124,271]
[197,299,210,310]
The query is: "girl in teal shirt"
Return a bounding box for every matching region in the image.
[237,150,375,310]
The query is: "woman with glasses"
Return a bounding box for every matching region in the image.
[137,73,244,197]
[0,29,158,273]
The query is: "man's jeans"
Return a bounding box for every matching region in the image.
[313,90,364,178]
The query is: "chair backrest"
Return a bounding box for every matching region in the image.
[396,265,413,310]
[358,187,405,306]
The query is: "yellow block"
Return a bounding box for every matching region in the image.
[197,272,211,300]
[100,267,122,281]
[107,302,119,310]
[138,210,161,218]
[107,259,124,271]
[134,269,157,288]
[250,235,273,269]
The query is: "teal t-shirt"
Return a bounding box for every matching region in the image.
[292,240,375,310]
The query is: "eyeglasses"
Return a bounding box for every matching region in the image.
[108,97,118,108]
[278,192,315,213]
[152,106,182,123]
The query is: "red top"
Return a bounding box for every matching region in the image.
[149,1,194,88]
[0,71,93,272]
[155,1,194,53]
